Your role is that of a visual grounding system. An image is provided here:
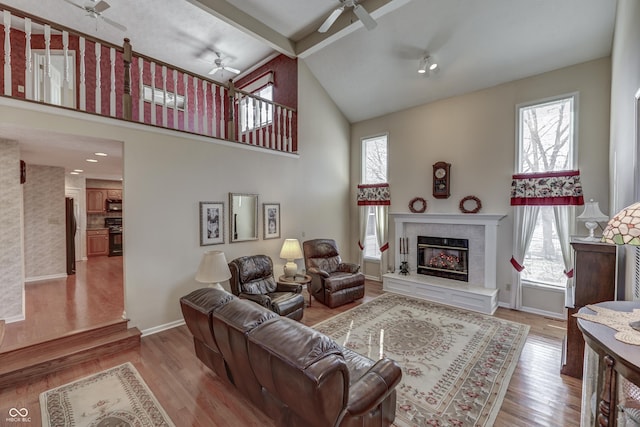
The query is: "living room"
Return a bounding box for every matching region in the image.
[1,0,639,425]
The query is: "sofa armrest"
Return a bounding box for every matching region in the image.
[338,263,361,274]
[345,358,402,416]
[239,293,271,308]
[308,267,330,278]
[276,282,303,293]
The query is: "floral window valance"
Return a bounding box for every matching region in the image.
[510,170,584,206]
[357,183,390,206]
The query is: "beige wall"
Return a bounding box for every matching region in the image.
[0,140,24,321]
[0,60,351,331]
[23,164,66,280]
[351,58,611,316]
[609,0,640,298]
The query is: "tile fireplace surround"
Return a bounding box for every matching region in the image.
[383,212,506,314]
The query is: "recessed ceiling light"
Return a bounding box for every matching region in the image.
[73,169,84,172]
[86,159,98,163]
[94,152,108,156]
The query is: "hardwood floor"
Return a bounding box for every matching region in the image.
[0,278,582,426]
[0,256,124,351]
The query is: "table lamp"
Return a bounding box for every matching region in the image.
[195,250,231,290]
[577,199,609,241]
[280,238,303,278]
[602,201,640,330]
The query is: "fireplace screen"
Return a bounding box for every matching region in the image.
[417,236,469,282]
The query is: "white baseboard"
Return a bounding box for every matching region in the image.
[364,274,381,281]
[497,301,565,320]
[3,313,25,323]
[140,319,185,337]
[25,273,67,283]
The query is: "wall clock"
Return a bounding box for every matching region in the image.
[432,161,451,199]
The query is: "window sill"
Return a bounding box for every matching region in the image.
[521,281,565,293]
[363,257,381,262]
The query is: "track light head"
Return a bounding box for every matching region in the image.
[418,54,439,75]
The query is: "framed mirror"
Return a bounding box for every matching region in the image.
[229,193,259,242]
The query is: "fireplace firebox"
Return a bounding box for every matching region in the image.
[417,236,469,282]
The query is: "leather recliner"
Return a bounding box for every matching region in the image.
[180,287,402,427]
[228,254,304,321]
[303,239,365,308]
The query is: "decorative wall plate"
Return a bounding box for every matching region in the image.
[459,195,482,214]
[409,197,427,213]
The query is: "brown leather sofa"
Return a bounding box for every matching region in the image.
[180,288,402,427]
[303,239,365,308]
[228,254,305,321]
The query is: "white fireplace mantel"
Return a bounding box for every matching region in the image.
[385,212,507,314]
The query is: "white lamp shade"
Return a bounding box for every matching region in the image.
[577,199,608,222]
[196,250,231,285]
[280,239,303,260]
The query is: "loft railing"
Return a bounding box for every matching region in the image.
[0,6,297,153]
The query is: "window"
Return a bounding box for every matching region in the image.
[517,94,577,287]
[362,134,388,260]
[240,85,273,132]
[143,85,185,110]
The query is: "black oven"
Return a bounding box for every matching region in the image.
[105,217,123,256]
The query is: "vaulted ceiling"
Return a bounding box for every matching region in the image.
[0,0,618,178]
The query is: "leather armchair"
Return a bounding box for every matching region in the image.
[303,239,365,308]
[228,254,304,320]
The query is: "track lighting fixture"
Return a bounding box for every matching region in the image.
[418,55,439,75]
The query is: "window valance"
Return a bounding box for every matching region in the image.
[357,183,390,206]
[510,170,584,206]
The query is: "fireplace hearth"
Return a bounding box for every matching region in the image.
[417,236,469,282]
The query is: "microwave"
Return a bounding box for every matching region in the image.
[106,199,122,212]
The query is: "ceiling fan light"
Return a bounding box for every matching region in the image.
[418,57,428,74]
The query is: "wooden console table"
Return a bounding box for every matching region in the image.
[562,240,616,379]
[577,301,640,426]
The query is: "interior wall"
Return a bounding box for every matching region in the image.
[0,140,24,322]
[0,59,350,332]
[350,57,611,316]
[23,164,66,280]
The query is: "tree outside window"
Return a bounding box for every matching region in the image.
[517,95,576,287]
[362,135,388,259]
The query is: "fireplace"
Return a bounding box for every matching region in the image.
[417,236,469,282]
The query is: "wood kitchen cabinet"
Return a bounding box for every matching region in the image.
[86,189,107,213]
[561,239,617,379]
[87,229,109,256]
[106,189,122,199]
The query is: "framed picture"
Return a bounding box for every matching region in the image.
[263,203,280,239]
[200,201,224,246]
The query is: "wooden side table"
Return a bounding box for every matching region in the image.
[577,301,640,426]
[278,274,312,306]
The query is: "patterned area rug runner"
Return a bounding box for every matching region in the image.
[313,293,529,427]
[40,362,175,427]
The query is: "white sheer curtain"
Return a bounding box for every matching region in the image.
[553,205,576,307]
[375,205,389,278]
[510,205,540,309]
[358,206,368,268]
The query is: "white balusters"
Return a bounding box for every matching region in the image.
[276,105,282,151]
[79,37,86,111]
[287,109,293,152]
[219,86,225,140]
[149,62,156,125]
[183,74,189,131]
[62,31,70,107]
[211,84,217,137]
[24,17,32,100]
[137,57,144,122]
[193,77,199,133]
[3,11,11,96]
[173,69,178,128]
[161,65,167,126]
[202,79,208,135]
[95,42,101,114]
[109,47,116,116]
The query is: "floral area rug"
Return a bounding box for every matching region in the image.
[40,362,175,427]
[313,293,529,427]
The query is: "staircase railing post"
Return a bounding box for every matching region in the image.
[227,79,236,141]
[122,38,132,121]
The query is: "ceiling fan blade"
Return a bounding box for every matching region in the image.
[318,7,344,33]
[101,16,127,31]
[61,0,87,11]
[208,66,223,75]
[224,66,241,75]
[353,4,377,31]
[93,0,111,13]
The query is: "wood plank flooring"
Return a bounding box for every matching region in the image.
[0,266,582,426]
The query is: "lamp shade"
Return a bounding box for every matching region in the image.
[577,199,608,222]
[602,201,640,245]
[280,239,303,260]
[195,250,231,285]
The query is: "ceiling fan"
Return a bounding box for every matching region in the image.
[62,0,127,32]
[207,52,241,76]
[318,0,377,33]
